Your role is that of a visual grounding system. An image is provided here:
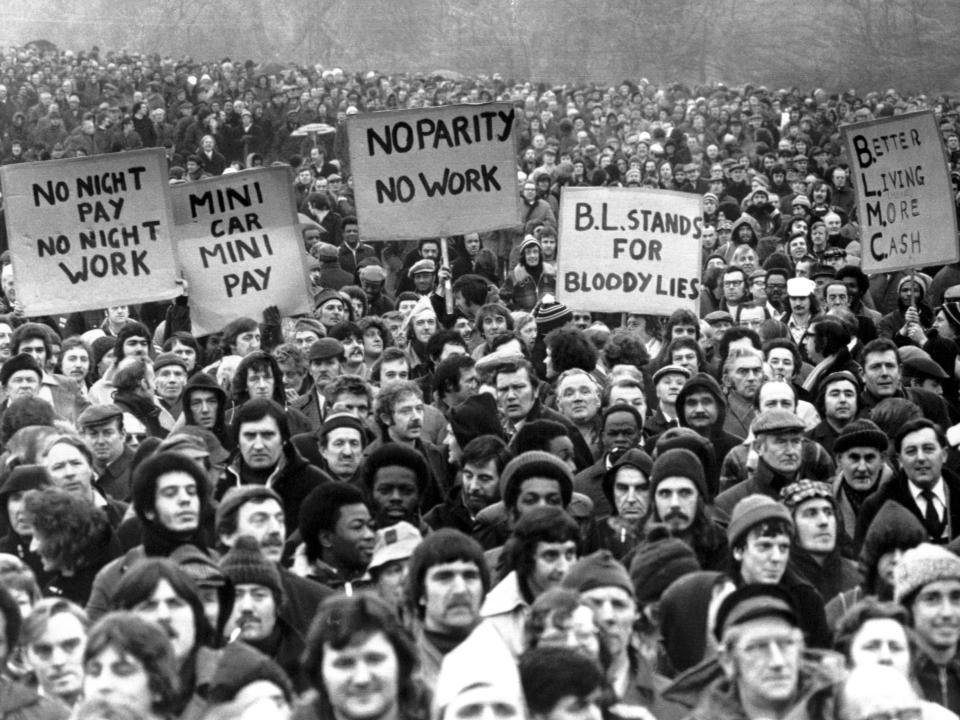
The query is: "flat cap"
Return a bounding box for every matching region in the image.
[714,584,799,640]
[752,408,805,435]
[308,337,344,362]
[902,354,949,380]
[409,259,436,277]
[358,264,387,282]
[77,403,124,427]
[653,364,692,386]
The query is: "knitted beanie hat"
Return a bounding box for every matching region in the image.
[894,542,960,604]
[726,494,793,546]
[533,296,573,334]
[219,535,283,602]
[860,500,928,575]
[562,550,634,598]
[215,485,283,538]
[834,419,888,454]
[206,641,293,703]
[650,448,707,499]
[630,526,701,604]
[501,451,573,509]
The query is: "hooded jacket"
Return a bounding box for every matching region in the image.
[179,372,230,447]
[676,374,742,467]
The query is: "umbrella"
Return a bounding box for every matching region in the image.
[430,69,466,81]
[292,123,337,137]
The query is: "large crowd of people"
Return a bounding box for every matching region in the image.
[0,40,958,720]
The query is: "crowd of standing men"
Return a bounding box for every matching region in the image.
[0,40,958,720]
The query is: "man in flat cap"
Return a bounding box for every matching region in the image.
[77,403,135,501]
[686,584,835,720]
[715,409,808,522]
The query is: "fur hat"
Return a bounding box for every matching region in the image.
[0,353,43,387]
[894,542,960,604]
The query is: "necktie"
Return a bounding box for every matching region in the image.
[922,489,943,539]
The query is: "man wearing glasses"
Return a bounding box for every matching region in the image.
[721,267,750,315]
[687,583,830,720]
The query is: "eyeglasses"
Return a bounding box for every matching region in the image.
[723,280,745,287]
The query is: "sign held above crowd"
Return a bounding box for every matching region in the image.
[347,102,522,240]
[843,110,959,273]
[557,187,703,314]
[0,148,179,316]
[170,166,312,337]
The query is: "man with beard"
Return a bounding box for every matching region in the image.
[574,405,644,516]
[715,409,808,522]
[425,435,510,535]
[645,448,728,570]
[368,381,447,512]
[221,537,305,689]
[722,348,765,439]
[216,485,332,634]
[877,275,935,347]
[808,371,860,455]
[297,482,375,592]
[362,443,430,529]
[86,452,214,620]
[406,529,490,690]
[21,599,89,710]
[831,419,889,554]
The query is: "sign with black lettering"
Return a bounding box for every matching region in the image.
[347,102,521,240]
[843,110,958,272]
[0,148,179,315]
[557,187,703,314]
[170,167,312,336]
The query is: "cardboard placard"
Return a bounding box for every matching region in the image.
[347,102,522,240]
[557,187,703,314]
[170,167,312,336]
[843,110,959,272]
[0,148,179,315]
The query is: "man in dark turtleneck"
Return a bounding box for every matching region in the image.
[405,528,489,692]
[714,409,807,524]
[221,536,306,691]
[85,451,215,620]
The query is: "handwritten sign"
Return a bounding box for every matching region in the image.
[0,148,178,315]
[347,102,522,240]
[557,187,703,314]
[843,110,958,272]
[170,167,312,336]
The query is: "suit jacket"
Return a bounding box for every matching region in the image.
[855,467,960,548]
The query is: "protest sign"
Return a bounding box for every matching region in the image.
[556,187,703,314]
[170,167,312,337]
[347,102,521,240]
[843,110,958,272]
[0,148,179,316]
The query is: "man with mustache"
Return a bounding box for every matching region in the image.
[216,486,332,635]
[674,372,742,482]
[857,418,960,546]
[221,536,305,689]
[367,381,448,513]
[641,448,728,570]
[329,322,367,378]
[406,529,489,691]
[298,482,376,593]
